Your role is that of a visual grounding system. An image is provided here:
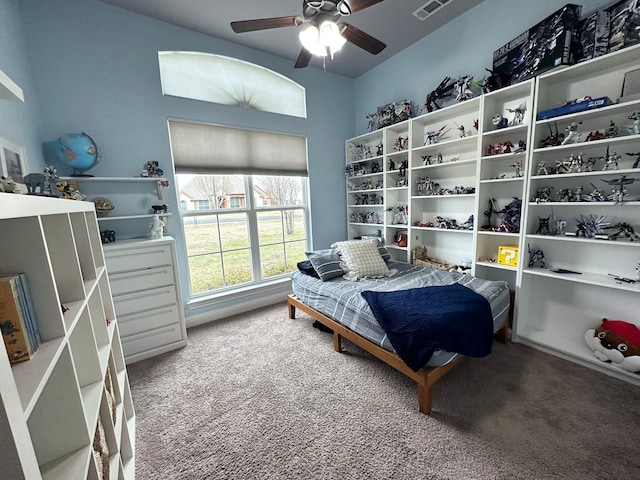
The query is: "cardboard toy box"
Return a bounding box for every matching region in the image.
[607,0,640,53]
[576,10,611,62]
[492,4,582,86]
[497,245,520,267]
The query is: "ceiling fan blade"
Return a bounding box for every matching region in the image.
[294,48,313,69]
[231,16,301,33]
[344,0,385,14]
[340,23,386,55]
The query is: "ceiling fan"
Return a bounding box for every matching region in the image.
[231,0,387,69]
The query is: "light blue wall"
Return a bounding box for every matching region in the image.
[0,0,41,170]
[354,0,613,135]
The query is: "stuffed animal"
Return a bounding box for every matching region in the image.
[585,318,640,373]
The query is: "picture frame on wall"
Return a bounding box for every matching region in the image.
[0,135,27,191]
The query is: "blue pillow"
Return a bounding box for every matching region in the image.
[305,249,344,281]
[377,244,391,263]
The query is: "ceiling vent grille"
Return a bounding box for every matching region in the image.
[412,0,451,21]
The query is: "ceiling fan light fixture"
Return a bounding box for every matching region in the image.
[299,25,327,57]
[337,1,352,15]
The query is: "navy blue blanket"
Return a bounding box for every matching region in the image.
[361,283,494,372]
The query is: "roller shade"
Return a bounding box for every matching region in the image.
[169,120,308,177]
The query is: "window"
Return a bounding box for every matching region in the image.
[177,174,308,295]
[180,200,187,211]
[158,52,307,118]
[197,200,210,210]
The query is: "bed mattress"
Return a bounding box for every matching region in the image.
[291,262,510,367]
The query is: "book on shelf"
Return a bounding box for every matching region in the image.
[0,274,40,364]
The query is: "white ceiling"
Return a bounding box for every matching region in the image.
[97,0,484,78]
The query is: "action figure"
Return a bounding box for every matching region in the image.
[149,214,164,239]
[601,146,621,170]
[507,102,527,125]
[562,121,582,145]
[540,122,565,147]
[536,216,551,235]
[605,223,640,241]
[602,175,638,205]
[628,112,640,135]
[454,75,474,102]
[528,244,546,269]
[626,152,640,168]
[424,76,455,113]
[424,125,448,145]
[606,121,619,138]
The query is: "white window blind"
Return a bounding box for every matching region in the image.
[169,120,308,177]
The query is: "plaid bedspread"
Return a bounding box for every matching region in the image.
[290,262,510,367]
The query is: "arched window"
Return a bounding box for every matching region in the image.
[158,52,307,118]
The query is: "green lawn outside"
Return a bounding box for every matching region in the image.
[184,211,307,294]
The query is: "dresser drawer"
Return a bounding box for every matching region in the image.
[105,244,173,273]
[112,285,178,316]
[118,304,182,338]
[109,266,174,296]
[121,322,184,360]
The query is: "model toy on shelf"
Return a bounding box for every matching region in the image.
[394,136,408,151]
[582,183,607,202]
[366,113,378,132]
[141,160,164,178]
[527,244,546,268]
[605,222,640,241]
[390,204,409,225]
[454,75,474,102]
[486,140,515,155]
[562,121,583,144]
[540,122,565,147]
[628,111,640,134]
[601,146,622,170]
[585,130,606,141]
[626,152,640,168]
[151,204,169,214]
[100,229,116,244]
[602,175,638,204]
[507,102,527,125]
[535,216,552,235]
[424,125,449,145]
[492,113,508,129]
[535,96,611,121]
[606,121,619,138]
[423,76,455,113]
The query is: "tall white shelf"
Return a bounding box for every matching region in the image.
[346,44,640,385]
[0,194,135,479]
[514,44,640,386]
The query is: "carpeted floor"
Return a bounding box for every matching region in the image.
[127,302,640,479]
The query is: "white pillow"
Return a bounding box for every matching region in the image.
[331,240,396,281]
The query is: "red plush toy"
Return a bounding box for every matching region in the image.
[585,318,640,373]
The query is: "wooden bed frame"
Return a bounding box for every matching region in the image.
[288,293,509,415]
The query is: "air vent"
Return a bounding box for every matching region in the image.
[412,0,451,21]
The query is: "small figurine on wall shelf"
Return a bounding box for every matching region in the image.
[0,176,17,193]
[100,229,116,244]
[141,160,164,178]
[627,112,640,135]
[149,214,164,239]
[151,204,169,214]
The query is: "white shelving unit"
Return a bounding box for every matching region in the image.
[0,193,135,479]
[514,44,640,386]
[60,176,170,239]
[475,79,535,288]
[0,68,24,102]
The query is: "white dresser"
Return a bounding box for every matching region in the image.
[104,236,187,363]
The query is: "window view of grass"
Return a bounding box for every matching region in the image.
[184,210,306,294]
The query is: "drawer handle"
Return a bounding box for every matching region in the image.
[113,269,171,280]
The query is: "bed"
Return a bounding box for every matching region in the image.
[288,241,511,415]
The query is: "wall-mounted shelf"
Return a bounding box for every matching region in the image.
[0,68,24,102]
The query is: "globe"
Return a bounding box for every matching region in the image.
[54,132,101,176]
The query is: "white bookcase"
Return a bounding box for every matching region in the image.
[347,44,640,384]
[475,79,535,288]
[514,44,640,386]
[0,194,135,479]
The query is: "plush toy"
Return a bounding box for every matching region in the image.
[585,318,640,373]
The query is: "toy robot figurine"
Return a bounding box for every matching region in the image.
[528,244,546,269]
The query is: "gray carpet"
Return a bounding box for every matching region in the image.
[128,302,640,479]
